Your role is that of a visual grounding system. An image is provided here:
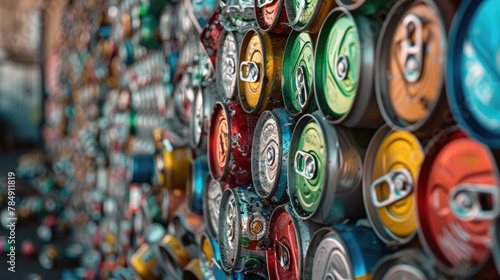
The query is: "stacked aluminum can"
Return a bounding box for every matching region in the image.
[42,0,500,279]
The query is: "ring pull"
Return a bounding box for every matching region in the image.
[295,65,308,108]
[400,14,424,83]
[274,239,290,271]
[257,0,274,8]
[294,150,316,180]
[239,61,260,83]
[449,184,500,221]
[285,0,305,26]
[370,168,413,208]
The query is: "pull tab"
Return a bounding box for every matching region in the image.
[285,0,306,26]
[295,65,308,108]
[274,239,290,271]
[257,0,274,8]
[400,14,424,83]
[239,61,259,83]
[294,151,316,180]
[449,184,500,221]
[335,54,349,81]
[370,168,413,208]
[224,57,236,76]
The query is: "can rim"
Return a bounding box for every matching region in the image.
[208,101,231,181]
[203,175,221,239]
[314,7,380,128]
[284,0,325,31]
[445,0,500,148]
[371,249,431,280]
[218,188,242,273]
[415,126,496,277]
[254,0,286,33]
[362,125,421,246]
[375,0,450,135]
[216,30,239,101]
[237,28,269,114]
[189,86,204,149]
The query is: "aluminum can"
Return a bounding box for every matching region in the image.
[266,204,322,279]
[160,188,187,224]
[160,5,175,42]
[254,0,291,34]
[200,6,224,70]
[126,154,155,184]
[416,127,500,278]
[175,0,195,46]
[363,125,424,247]
[315,7,382,128]
[252,109,296,203]
[187,154,209,215]
[216,30,243,101]
[282,31,317,117]
[288,111,365,225]
[304,225,389,280]
[199,234,228,280]
[190,86,216,150]
[157,128,192,190]
[218,186,273,275]
[446,0,500,149]
[375,0,456,138]
[183,259,203,280]
[169,205,205,258]
[238,29,286,114]
[189,0,218,32]
[336,0,395,15]
[158,234,192,279]
[130,243,162,280]
[203,176,227,240]
[139,15,161,49]
[371,249,447,280]
[208,101,259,185]
[219,0,257,32]
[173,72,196,125]
[119,40,146,66]
[283,0,336,33]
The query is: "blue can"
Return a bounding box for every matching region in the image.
[127,155,155,184]
[251,108,296,204]
[447,0,500,149]
[188,154,209,215]
[305,224,390,279]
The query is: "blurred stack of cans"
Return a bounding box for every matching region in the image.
[41,0,500,279]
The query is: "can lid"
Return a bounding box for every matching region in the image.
[252,111,281,198]
[293,118,325,214]
[144,223,166,246]
[208,102,230,181]
[266,206,299,279]
[238,29,265,112]
[255,0,281,32]
[382,264,426,280]
[203,177,223,239]
[219,188,241,272]
[417,129,499,275]
[315,10,359,120]
[190,87,204,148]
[217,31,239,100]
[311,231,352,279]
[283,31,315,117]
[284,0,318,30]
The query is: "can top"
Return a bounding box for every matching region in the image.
[447,0,500,148]
[254,0,282,32]
[417,129,499,275]
[204,176,224,239]
[143,223,165,246]
[377,0,446,129]
[282,31,315,117]
[217,31,239,100]
[284,0,319,30]
[208,102,229,181]
[239,29,265,112]
[252,110,282,198]
[365,127,423,244]
[315,9,359,121]
[382,264,427,280]
[190,87,204,148]
[311,230,353,279]
[219,189,241,272]
[266,205,300,279]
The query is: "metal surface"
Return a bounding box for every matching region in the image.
[254,0,291,34]
[283,0,336,33]
[187,154,209,215]
[216,30,243,101]
[203,176,226,240]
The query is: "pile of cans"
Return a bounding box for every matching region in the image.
[42,0,500,279]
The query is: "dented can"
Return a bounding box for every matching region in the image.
[238,29,286,114]
[208,101,259,185]
[416,128,500,278]
[126,154,155,184]
[254,0,291,34]
[203,176,226,240]
[447,0,500,149]
[282,31,317,117]
[305,225,389,280]
[130,243,162,280]
[336,0,395,15]
[371,249,447,280]
[315,7,382,128]
[187,154,209,215]
[283,0,337,33]
[288,111,365,225]
[190,86,216,150]
[363,126,424,247]
[218,186,273,275]
[266,204,322,279]
[216,30,243,101]
[375,0,456,138]
[252,109,296,203]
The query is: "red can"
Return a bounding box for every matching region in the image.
[254,0,291,34]
[417,127,500,278]
[208,101,259,185]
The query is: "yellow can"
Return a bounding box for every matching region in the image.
[155,128,192,190]
[183,259,203,280]
[158,234,191,277]
[130,243,162,280]
[363,125,423,246]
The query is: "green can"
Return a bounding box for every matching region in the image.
[140,15,161,50]
[336,0,396,15]
[282,31,317,117]
[284,0,337,34]
[139,0,169,17]
[314,7,382,128]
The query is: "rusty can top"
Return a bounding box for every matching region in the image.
[363,125,424,246]
[376,0,454,135]
[417,128,500,277]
